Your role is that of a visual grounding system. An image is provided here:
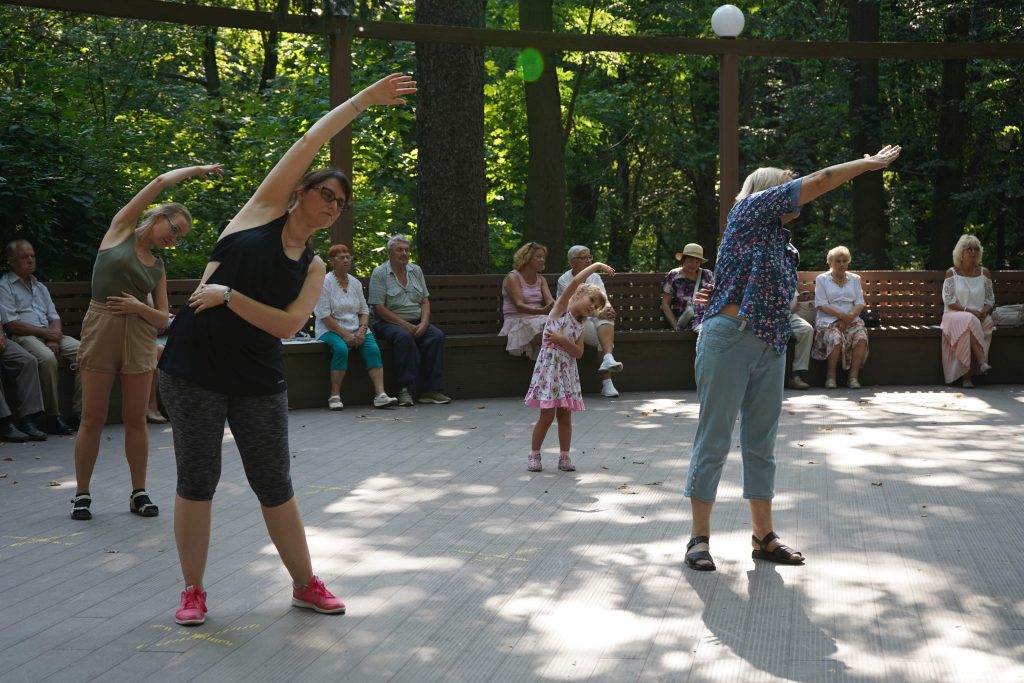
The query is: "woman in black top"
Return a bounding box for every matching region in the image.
[160,72,415,626]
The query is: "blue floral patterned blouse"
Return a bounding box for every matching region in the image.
[704,178,802,354]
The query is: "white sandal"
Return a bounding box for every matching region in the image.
[327,396,343,411]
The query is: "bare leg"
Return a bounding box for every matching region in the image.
[368,367,386,396]
[175,496,212,588]
[329,370,345,397]
[849,340,867,381]
[74,369,116,493]
[262,498,314,586]
[120,372,152,491]
[556,408,572,451]
[531,408,556,451]
[687,498,714,568]
[148,369,160,413]
[969,334,984,372]
[826,346,841,381]
[750,499,803,560]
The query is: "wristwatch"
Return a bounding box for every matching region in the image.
[223,287,233,304]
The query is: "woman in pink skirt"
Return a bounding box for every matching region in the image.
[941,234,995,388]
[499,242,555,360]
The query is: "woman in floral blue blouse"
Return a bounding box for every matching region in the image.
[683,145,901,572]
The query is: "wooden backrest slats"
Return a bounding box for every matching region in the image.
[23,270,1024,339]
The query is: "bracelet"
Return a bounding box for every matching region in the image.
[346,98,362,115]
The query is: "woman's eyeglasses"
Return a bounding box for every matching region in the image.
[166,216,184,245]
[964,246,981,252]
[314,186,352,213]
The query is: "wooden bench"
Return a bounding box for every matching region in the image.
[35,270,1024,412]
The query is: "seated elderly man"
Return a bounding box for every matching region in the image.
[0,239,78,434]
[556,245,623,398]
[368,235,450,407]
[0,323,49,442]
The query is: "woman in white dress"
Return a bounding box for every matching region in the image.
[940,234,995,388]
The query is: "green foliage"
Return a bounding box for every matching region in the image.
[1,0,1022,289]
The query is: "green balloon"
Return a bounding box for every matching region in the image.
[518,48,544,82]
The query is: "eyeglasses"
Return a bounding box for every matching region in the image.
[314,186,351,213]
[964,246,980,252]
[166,216,184,246]
[574,254,593,261]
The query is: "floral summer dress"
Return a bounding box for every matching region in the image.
[524,310,585,411]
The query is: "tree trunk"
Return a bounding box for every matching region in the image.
[520,0,568,271]
[202,27,220,98]
[414,0,487,274]
[927,8,971,269]
[848,0,887,268]
[257,0,289,94]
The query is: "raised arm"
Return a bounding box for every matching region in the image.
[103,164,223,248]
[797,145,901,207]
[552,262,615,318]
[224,73,416,236]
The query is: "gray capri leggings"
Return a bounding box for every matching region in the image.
[160,372,294,507]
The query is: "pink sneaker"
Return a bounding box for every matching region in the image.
[292,576,346,614]
[527,454,542,472]
[175,585,208,626]
[558,456,576,472]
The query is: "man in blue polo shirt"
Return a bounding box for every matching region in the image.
[0,239,79,434]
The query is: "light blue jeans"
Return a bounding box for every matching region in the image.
[685,313,786,503]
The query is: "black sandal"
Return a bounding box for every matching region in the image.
[71,493,92,521]
[751,531,804,565]
[129,489,159,517]
[685,535,716,571]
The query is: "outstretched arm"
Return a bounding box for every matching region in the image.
[223,73,416,237]
[103,164,223,249]
[551,262,615,318]
[797,145,901,207]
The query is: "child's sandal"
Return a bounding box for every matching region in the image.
[71,493,92,521]
[129,489,159,517]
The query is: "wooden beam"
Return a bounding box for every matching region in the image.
[5,0,1024,60]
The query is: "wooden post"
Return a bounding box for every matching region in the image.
[329,24,353,247]
[718,49,739,235]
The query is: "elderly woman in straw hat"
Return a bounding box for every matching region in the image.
[661,243,714,332]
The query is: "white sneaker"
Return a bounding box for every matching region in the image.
[600,380,619,398]
[979,362,992,375]
[598,354,623,373]
[327,396,343,411]
[373,393,399,408]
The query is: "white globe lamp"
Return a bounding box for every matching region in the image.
[712,5,745,38]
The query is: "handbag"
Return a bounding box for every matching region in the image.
[991,303,1024,328]
[675,270,702,330]
[859,307,881,328]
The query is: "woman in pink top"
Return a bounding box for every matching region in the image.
[499,242,555,360]
[941,234,995,388]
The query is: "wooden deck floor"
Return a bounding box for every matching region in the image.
[1,385,1023,683]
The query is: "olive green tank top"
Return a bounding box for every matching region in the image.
[90,233,165,303]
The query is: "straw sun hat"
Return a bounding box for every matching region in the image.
[675,243,707,262]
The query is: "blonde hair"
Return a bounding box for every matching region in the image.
[512,242,547,271]
[736,167,798,203]
[952,234,983,269]
[826,245,852,265]
[571,282,607,309]
[139,202,191,232]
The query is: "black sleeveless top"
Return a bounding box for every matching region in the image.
[160,214,314,395]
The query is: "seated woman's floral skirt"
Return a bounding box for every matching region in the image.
[499,314,548,360]
[940,311,994,384]
[811,319,869,370]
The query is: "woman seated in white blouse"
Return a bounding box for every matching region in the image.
[314,244,398,410]
[941,234,995,388]
[811,246,869,389]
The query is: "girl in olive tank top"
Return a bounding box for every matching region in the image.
[70,163,223,524]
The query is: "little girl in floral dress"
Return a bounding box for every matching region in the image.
[524,261,615,472]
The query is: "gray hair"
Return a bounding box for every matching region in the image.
[826,245,852,265]
[387,234,411,252]
[567,245,590,262]
[736,167,798,203]
[5,238,32,259]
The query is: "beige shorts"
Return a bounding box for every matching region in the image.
[77,301,159,374]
